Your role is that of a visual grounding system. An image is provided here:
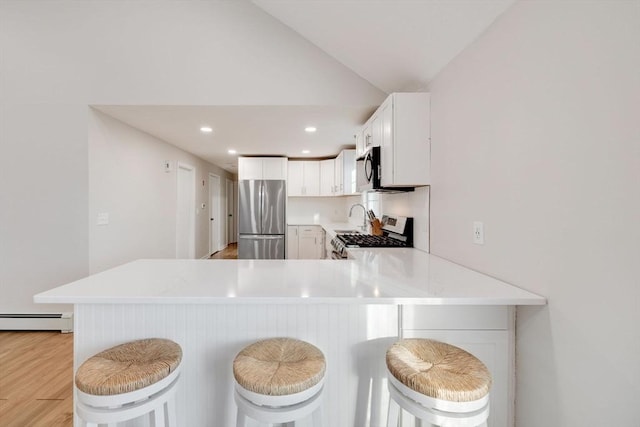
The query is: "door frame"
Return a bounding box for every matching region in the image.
[176,162,196,259]
[208,173,223,255]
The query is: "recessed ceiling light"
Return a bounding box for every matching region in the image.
[200,126,213,133]
[304,126,317,133]
[228,149,237,154]
[302,150,310,154]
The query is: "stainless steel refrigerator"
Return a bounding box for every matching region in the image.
[238,180,286,259]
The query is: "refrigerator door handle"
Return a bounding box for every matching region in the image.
[259,180,264,234]
[239,235,283,240]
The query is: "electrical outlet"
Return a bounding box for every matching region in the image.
[473,221,484,245]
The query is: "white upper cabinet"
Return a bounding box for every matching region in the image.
[319,159,335,196]
[287,161,319,196]
[238,157,287,180]
[336,149,357,195]
[355,131,365,159]
[262,157,287,180]
[359,92,430,187]
[359,121,374,158]
[288,150,357,197]
[334,152,343,195]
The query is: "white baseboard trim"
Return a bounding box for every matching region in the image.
[0,313,73,333]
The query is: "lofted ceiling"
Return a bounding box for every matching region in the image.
[252,0,516,93]
[96,1,515,173]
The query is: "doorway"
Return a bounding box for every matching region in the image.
[209,173,222,255]
[176,162,195,259]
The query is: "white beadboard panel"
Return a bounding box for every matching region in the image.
[74,303,398,427]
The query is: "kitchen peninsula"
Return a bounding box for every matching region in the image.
[35,251,545,427]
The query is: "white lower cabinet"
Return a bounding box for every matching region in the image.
[401,305,514,427]
[286,226,299,259]
[287,225,324,259]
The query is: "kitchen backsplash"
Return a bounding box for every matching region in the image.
[287,196,361,225]
[287,188,429,252]
[360,186,430,252]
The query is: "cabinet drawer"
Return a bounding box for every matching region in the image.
[299,226,322,234]
[401,305,511,330]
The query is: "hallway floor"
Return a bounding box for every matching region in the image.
[210,243,238,259]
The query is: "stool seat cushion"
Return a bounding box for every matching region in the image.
[233,338,325,396]
[386,339,491,402]
[75,338,182,396]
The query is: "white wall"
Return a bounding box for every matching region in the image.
[428,1,640,425]
[89,109,233,273]
[0,1,384,313]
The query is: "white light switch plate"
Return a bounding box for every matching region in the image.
[97,212,109,226]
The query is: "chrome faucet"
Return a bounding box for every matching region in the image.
[349,203,368,231]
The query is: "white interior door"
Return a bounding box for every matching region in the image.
[226,179,236,244]
[209,174,221,254]
[176,163,195,259]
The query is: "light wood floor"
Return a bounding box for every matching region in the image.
[0,246,237,426]
[0,331,73,426]
[210,242,238,259]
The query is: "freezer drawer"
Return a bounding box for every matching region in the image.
[238,235,285,259]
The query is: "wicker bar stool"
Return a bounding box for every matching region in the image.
[233,337,326,427]
[74,338,182,427]
[386,339,491,427]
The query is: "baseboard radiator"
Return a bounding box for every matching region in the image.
[0,313,73,333]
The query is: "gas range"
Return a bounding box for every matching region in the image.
[330,215,413,259]
[336,233,409,248]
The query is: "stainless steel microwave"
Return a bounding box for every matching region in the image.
[356,146,414,193]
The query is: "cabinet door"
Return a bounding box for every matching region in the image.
[356,129,366,158]
[319,159,335,196]
[302,161,320,196]
[371,113,383,148]
[315,230,325,258]
[286,226,299,259]
[263,158,287,180]
[402,330,509,427]
[238,157,263,180]
[299,226,323,259]
[287,162,304,196]
[362,121,373,152]
[401,305,512,427]
[342,149,357,194]
[334,152,344,195]
[379,98,394,187]
[388,92,431,186]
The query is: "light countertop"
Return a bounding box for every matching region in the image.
[34,250,545,306]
